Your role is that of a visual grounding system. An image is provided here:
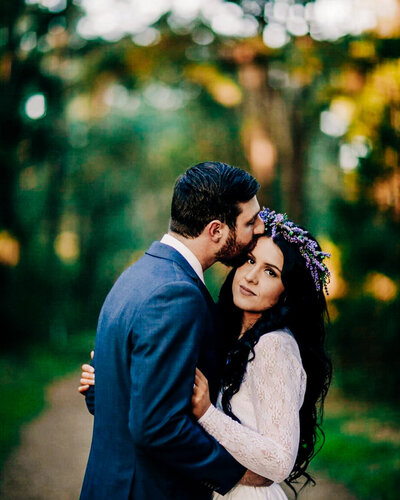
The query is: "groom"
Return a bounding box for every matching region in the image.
[80,162,266,499]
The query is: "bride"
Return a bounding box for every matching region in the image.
[79,208,332,499]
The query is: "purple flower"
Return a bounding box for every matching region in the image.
[259,207,331,294]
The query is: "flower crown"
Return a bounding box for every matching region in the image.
[258,208,331,294]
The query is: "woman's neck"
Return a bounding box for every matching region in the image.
[240,311,262,337]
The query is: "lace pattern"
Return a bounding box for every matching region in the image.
[199,330,306,484]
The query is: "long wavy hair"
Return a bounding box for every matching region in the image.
[218,231,332,494]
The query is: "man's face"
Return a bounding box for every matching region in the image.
[216,196,264,266]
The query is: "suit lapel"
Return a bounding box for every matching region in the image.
[146,240,222,402]
[195,278,218,320]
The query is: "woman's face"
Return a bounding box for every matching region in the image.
[232,236,285,314]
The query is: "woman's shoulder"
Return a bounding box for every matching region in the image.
[255,328,302,362]
[251,329,307,406]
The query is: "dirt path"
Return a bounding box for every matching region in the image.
[0,374,358,500]
[0,373,93,500]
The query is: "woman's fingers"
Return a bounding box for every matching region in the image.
[194,374,205,390]
[78,353,94,394]
[81,364,94,384]
[80,377,94,386]
[192,370,211,420]
[195,368,208,384]
[82,363,94,373]
[192,385,203,405]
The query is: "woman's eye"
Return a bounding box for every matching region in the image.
[247,258,255,265]
[265,268,277,277]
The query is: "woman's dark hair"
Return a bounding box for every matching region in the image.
[170,161,259,238]
[218,231,332,495]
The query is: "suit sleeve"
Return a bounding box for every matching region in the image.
[128,280,246,495]
[84,381,95,415]
[84,347,96,415]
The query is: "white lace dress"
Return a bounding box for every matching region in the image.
[198,329,306,500]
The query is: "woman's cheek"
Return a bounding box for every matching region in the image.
[260,282,281,309]
[232,284,244,308]
[271,286,284,307]
[232,269,243,288]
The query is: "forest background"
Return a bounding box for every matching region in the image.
[1,1,399,499]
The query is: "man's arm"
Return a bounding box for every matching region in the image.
[128,281,246,495]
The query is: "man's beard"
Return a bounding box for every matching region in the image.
[216,229,256,267]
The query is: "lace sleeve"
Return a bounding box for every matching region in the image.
[198,332,306,483]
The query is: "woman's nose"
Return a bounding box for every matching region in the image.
[245,268,258,284]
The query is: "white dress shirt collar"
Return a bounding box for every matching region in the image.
[160,233,205,284]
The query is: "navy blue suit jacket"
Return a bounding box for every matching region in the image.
[80,241,246,499]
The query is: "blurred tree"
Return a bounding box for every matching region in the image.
[325,40,400,406]
[1,0,399,410]
[0,0,82,346]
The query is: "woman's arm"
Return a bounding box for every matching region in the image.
[195,332,306,484]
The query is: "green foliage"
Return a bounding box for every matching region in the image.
[0,332,94,476]
[329,297,400,405]
[311,394,400,500]
[327,103,400,407]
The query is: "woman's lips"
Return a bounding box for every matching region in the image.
[239,284,256,296]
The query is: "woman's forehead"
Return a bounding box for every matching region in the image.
[252,236,284,267]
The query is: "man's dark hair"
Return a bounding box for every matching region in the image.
[170,161,259,238]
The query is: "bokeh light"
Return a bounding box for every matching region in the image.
[364,272,398,302]
[0,231,20,267]
[25,94,46,119]
[262,23,289,49]
[54,231,80,263]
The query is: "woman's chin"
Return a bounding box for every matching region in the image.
[233,294,254,312]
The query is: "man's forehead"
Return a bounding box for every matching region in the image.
[238,196,260,217]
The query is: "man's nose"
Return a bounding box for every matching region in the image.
[253,215,264,235]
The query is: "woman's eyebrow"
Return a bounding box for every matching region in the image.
[248,253,281,272]
[263,261,282,273]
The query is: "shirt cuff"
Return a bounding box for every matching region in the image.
[198,403,217,425]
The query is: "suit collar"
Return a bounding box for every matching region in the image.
[146,241,200,283]
[160,234,205,284]
[146,241,217,311]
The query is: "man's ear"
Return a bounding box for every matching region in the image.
[206,220,226,243]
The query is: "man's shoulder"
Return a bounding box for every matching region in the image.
[120,250,195,288]
[107,251,200,308]
[98,262,202,335]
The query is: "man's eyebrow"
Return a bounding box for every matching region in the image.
[248,213,258,223]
